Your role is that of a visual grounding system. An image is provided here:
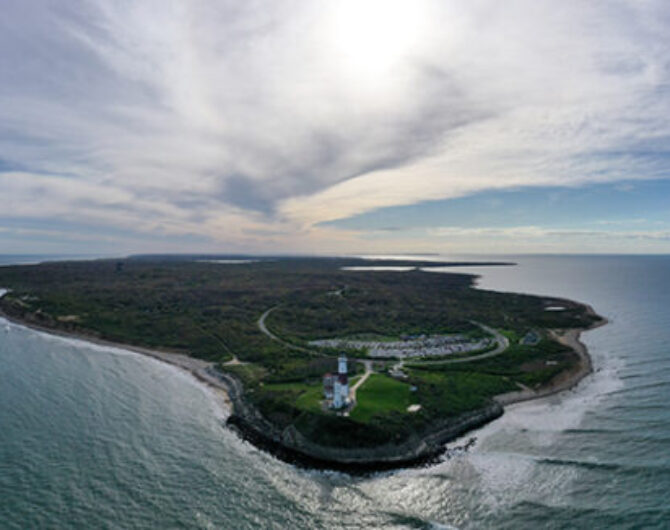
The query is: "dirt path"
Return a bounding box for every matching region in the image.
[349,360,373,402]
[222,354,246,366]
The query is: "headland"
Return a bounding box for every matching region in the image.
[0,256,605,473]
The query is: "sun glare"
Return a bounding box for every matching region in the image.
[326,0,428,86]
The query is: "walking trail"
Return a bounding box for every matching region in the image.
[349,360,372,403]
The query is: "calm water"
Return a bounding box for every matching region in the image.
[1,255,669,529]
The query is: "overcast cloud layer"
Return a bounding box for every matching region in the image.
[2,0,670,253]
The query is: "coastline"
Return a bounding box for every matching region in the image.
[0,293,606,473]
[494,304,608,406]
[0,305,233,412]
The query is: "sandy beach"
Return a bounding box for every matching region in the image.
[0,301,233,412]
[495,305,608,406]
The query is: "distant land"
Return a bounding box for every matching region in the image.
[0,256,605,471]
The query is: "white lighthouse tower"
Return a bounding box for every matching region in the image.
[332,355,349,409]
[338,355,347,375]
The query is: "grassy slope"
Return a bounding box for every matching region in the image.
[409,339,579,389]
[260,381,325,413]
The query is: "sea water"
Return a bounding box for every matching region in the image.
[1,255,669,529]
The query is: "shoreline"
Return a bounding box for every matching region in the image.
[495,304,608,406]
[0,295,606,473]
[0,306,234,412]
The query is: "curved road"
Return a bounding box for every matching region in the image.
[258,307,281,342]
[258,307,509,386]
[257,306,323,356]
[258,306,373,403]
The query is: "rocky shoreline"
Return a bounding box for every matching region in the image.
[225,406,498,474]
[0,292,605,474]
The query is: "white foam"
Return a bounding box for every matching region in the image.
[516,347,618,435]
[0,315,232,419]
[402,342,622,520]
[9,320,140,357]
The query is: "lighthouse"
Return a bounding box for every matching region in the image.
[338,355,347,375]
[332,355,349,409]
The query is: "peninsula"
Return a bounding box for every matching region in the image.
[0,256,605,472]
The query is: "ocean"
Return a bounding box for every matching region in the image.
[1,255,669,529]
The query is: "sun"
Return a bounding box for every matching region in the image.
[325,0,428,86]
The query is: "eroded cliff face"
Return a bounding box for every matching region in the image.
[279,404,502,464]
[222,370,503,473]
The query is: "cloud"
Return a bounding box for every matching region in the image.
[1,1,670,251]
[427,225,670,242]
[345,224,670,254]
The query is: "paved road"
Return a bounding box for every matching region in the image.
[258,305,375,404]
[257,306,323,356]
[258,307,281,341]
[258,306,508,370]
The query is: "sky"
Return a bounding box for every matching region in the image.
[1,0,670,256]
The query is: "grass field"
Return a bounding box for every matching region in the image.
[262,374,364,413]
[408,339,577,389]
[408,370,517,418]
[499,329,521,344]
[262,381,324,413]
[350,374,416,422]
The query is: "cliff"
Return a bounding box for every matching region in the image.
[216,366,503,473]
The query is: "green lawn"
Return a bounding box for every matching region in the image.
[499,329,520,344]
[409,370,516,417]
[219,363,268,387]
[261,381,324,413]
[350,374,415,423]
